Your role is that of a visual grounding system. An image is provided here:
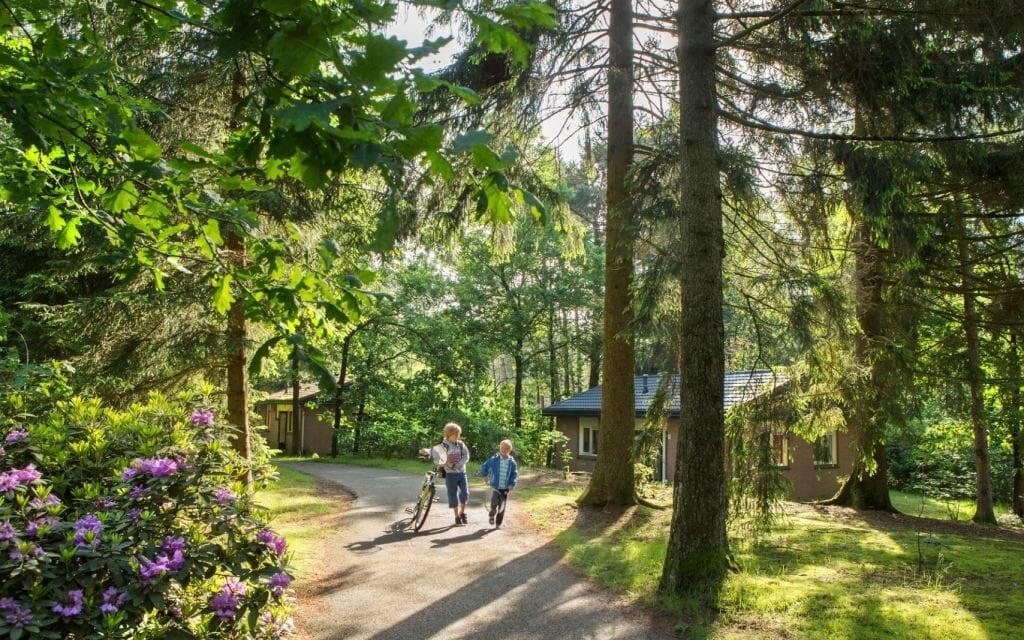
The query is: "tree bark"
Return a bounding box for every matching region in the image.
[1008,332,1024,518]
[333,331,353,457]
[660,0,729,595]
[829,216,894,510]
[578,0,635,507]
[955,206,996,524]
[291,342,301,455]
[514,337,525,432]
[225,65,251,486]
[828,110,894,512]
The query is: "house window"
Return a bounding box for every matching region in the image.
[769,432,789,467]
[580,417,598,456]
[814,431,838,467]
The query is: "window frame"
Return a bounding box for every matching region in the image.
[813,430,839,468]
[769,432,790,468]
[580,417,599,456]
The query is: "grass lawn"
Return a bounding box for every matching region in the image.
[255,465,345,579]
[518,487,1024,640]
[890,489,1015,523]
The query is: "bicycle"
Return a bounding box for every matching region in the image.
[408,463,439,532]
[408,445,446,532]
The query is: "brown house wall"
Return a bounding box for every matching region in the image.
[556,415,855,501]
[258,404,340,456]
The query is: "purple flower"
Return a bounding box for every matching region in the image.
[52,589,83,618]
[99,587,126,614]
[122,457,180,481]
[29,494,61,510]
[25,516,58,537]
[139,554,171,582]
[214,488,236,505]
[0,522,16,541]
[0,599,31,628]
[257,529,287,557]
[127,508,142,524]
[5,430,28,444]
[94,496,115,510]
[0,473,15,492]
[210,577,247,621]
[129,485,150,501]
[73,514,102,547]
[10,464,41,485]
[161,536,186,570]
[139,457,179,477]
[191,409,215,426]
[269,572,291,597]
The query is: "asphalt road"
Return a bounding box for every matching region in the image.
[283,462,676,640]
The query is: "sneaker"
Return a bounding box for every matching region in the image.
[455,516,463,526]
[488,512,495,525]
[460,513,468,524]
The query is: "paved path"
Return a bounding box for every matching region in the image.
[284,462,675,640]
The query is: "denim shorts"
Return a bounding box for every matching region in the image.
[444,472,468,508]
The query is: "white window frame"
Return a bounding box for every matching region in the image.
[580,417,599,456]
[769,432,790,467]
[813,431,838,467]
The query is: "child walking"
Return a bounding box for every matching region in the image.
[440,422,470,526]
[479,439,518,527]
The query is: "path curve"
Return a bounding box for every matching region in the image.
[284,462,675,640]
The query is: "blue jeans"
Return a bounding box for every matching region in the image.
[445,472,468,508]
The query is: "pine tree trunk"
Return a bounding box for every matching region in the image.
[955,207,996,524]
[291,343,301,455]
[514,339,524,432]
[660,0,729,595]
[1007,332,1023,518]
[225,66,251,486]
[578,0,635,507]
[334,331,352,457]
[829,110,894,511]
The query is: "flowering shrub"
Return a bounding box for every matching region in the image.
[0,368,294,639]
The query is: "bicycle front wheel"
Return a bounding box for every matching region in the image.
[412,483,435,531]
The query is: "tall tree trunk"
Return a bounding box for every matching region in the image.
[225,65,251,486]
[548,301,559,403]
[661,0,728,595]
[333,331,353,457]
[226,228,252,474]
[291,342,301,455]
[354,390,366,454]
[955,207,996,524]
[829,217,894,510]
[578,0,635,508]
[1008,332,1024,518]
[829,111,894,511]
[514,338,525,432]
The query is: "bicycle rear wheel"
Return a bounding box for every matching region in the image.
[412,483,435,531]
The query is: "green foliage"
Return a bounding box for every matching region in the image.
[0,357,291,638]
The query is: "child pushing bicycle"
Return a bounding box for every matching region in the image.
[479,439,517,527]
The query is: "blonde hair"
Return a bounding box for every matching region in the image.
[443,422,462,438]
[499,439,513,453]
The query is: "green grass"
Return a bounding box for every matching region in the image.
[890,489,1014,522]
[256,466,339,579]
[518,488,1024,640]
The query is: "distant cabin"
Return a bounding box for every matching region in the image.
[542,371,854,501]
[254,382,352,456]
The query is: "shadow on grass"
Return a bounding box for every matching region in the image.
[725,511,1024,640]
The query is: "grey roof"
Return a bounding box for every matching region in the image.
[541,370,787,417]
[254,381,351,406]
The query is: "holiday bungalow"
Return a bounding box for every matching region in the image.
[254,382,352,456]
[542,371,854,500]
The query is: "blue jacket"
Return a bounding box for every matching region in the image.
[479,454,518,490]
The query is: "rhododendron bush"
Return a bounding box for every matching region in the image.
[0,358,293,639]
